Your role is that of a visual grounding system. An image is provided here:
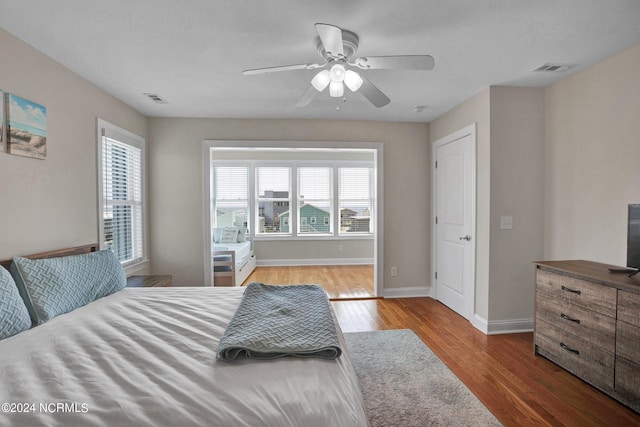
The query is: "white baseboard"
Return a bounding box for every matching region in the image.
[473,314,534,335]
[257,258,374,267]
[383,286,431,298]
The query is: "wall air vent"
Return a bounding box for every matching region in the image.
[533,63,575,72]
[143,93,168,104]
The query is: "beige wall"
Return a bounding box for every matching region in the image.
[544,44,640,265]
[148,118,430,288]
[489,87,544,322]
[430,88,492,319]
[0,28,147,259]
[253,240,373,264]
[429,86,545,325]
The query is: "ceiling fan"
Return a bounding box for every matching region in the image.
[243,23,435,108]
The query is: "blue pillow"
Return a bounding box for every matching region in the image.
[10,250,126,325]
[0,266,32,339]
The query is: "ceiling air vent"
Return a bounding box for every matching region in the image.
[533,63,575,72]
[143,93,168,104]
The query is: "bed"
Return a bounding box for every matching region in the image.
[213,240,256,286]
[0,245,368,426]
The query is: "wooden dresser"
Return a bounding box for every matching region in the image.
[534,260,640,412]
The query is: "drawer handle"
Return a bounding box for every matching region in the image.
[560,342,580,355]
[560,313,581,324]
[561,285,581,295]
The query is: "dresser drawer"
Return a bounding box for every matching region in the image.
[535,318,614,391]
[615,357,640,409]
[618,290,640,327]
[536,292,615,352]
[617,320,640,365]
[536,269,616,317]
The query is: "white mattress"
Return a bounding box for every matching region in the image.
[214,240,252,268]
[0,287,367,427]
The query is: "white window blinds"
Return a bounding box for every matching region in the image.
[339,167,373,234]
[213,166,249,231]
[209,155,376,239]
[298,167,332,234]
[98,121,145,266]
[256,167,291,234]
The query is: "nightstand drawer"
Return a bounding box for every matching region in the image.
[536,269,616,317]
[126,275,172,287]
[536,292,615,352]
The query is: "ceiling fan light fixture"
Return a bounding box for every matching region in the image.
[311,70,331,91]
[344,70,363,92]
[244,23,435,109]
[329,64,346,82]
[329,80,344,97]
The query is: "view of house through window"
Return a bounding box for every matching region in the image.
[297,167,332,234]
[256,167,291,234]
[339,167,373,234]
[211,160,374,237]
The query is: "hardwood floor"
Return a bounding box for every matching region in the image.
[332,297,640,427]
[243,265,375,299]
[244,265,640,425]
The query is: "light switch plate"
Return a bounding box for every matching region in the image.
[500,216,513,229]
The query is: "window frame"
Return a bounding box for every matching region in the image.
[338,166,375,236]
[211,159,374,241]
[211,164,251,232]
[297,165,334,236]
[255,164,293,236]
[96,119,147,273]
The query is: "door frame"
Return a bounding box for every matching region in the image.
[431,123,477,321]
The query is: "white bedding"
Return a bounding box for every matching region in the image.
[0,287,368,427]
[213,241,252,268]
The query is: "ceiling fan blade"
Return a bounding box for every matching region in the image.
[358,75,390,108]
[315,23,344,57]
[243,63,324,75]
[352,55,435,70]
[294,85,318,108]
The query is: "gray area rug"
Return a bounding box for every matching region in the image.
[343,329,502,427]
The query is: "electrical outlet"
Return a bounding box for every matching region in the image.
[390,266,398,277]
[500,216,513,230]
[338,244,343,252]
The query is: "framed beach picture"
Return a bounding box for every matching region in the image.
[6,93,47,159]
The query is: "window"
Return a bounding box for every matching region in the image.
[298,167,332,235]
[213,166,249,232]
[208,150,376,240]
[97,120,145,267]
[339,167,373,234]
[256,167,291,234]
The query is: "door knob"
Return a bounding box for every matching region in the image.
[459,235,471,241]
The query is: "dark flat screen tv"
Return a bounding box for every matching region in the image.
[627,204,640,276]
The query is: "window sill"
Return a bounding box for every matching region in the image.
[253,235,374,242]
[124,259,150,276]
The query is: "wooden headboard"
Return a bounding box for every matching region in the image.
[0,244,99,270]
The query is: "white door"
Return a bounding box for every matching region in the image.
[433,127,476,321]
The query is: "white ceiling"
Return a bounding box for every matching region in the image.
[1,0,640,122]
